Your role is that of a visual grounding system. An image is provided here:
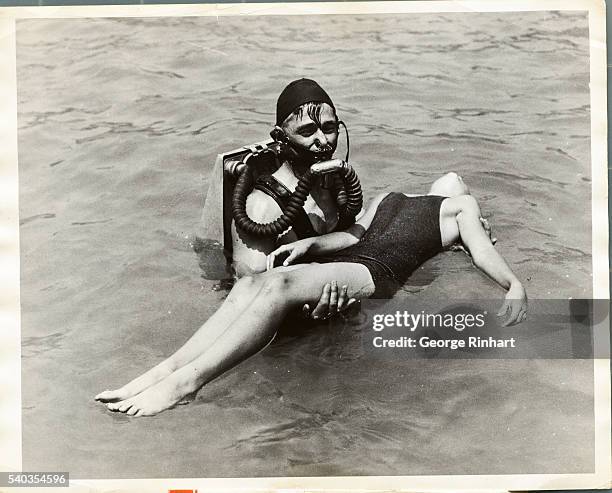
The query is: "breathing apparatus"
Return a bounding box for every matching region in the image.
[228,119,363,237]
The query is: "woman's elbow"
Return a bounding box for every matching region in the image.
[346,224,366,243]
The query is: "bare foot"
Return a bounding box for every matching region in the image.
[95,361,174,403]
[105,367,200,417]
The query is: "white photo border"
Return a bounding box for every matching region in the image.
[0,0,609,490]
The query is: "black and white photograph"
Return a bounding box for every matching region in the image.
[0,1,609,490]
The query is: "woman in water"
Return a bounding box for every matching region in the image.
[96,176,528,417]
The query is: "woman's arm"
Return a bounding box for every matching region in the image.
[266,192,389,270]
[231,189,287,276]
[455,196,528,326]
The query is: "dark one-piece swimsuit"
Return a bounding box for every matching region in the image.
[311,192,447,298]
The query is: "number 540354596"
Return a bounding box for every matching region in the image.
[1,472,68,487]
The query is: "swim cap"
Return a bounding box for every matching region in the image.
[276,78,335,126]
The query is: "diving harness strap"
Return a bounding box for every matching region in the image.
[254,175,317,239]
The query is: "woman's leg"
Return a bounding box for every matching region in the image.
[95,272,301,402]
[107,262,374,416]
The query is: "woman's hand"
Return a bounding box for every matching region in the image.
[497,282,528,326]
[266,238,316,271]
[303,282,357,320]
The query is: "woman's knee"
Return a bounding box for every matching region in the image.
[430,172,470,197]
[260,271,293,297]
[445,194,480,219]
[455,193,480,214]
[232,274,263,295]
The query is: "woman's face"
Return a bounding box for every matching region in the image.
[281,103,339,163]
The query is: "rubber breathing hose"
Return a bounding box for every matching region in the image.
[232,162,363,237]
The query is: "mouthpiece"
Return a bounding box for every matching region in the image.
[310,159,347,175]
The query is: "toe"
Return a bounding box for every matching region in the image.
[95,390,117,402]
[126,406,139,416]
[118,402,133,413]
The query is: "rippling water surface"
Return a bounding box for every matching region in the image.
[17,11,594,478]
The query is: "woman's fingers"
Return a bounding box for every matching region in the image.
[283,248,301,266]
[497,299,510,317]
[267,245,290,270]
[498,296,528,326]
[498,298,515,326]
[310,283,355,321]
[504,300,523,326]
[266,251,276,271]
[480,217,497,245]
[311,283,331,319]
[515,304,528,324]
[337,285,348,311]
[328,281,339,314]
